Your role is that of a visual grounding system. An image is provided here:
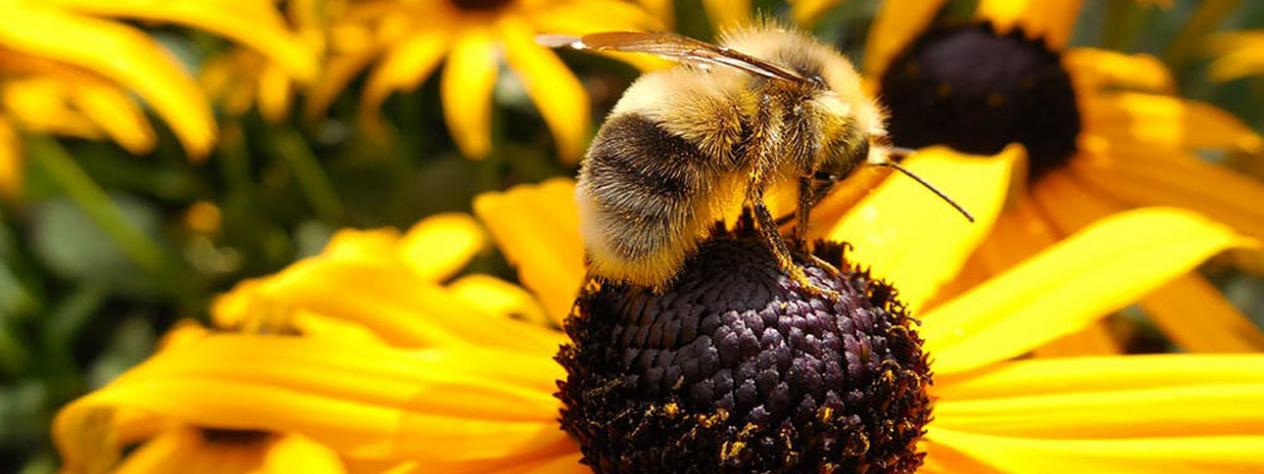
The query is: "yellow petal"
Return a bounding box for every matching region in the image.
[636,0,674,25]
[791,0,845,27]
[935,383,1264,438]
[2,77,102,139]
[1030,323,1122,357]
[305,45,383,121]
[1083,91,1264,154]
[320,227,401,262]
[398,213,485,283]
[260,434,347,474]
[927,194,1060,309]
[489,452,586,474]
[69,79,155,154]
[864,0,947,76]
[701,0,751,32]
[211,259,566,353]
[921,208,1253,375]
[1070,143,1264,240]
[527,0,669,72]
[287,309,390,346]
[803,165,895,238]
[442,27,498,159]
[1206,32,1264,82]
[0,118,22,199]
[976,0,1083,50]
[122,335,563,421]
[1139,273,1264,352]
[0,6,215,157]
[199,50,259,116]
[1023,170,1127,357]
[528,0,664,35]
[920,439,999,474]
[500,15,590,162]
[48,0,318,81]
[449,274,552,328]
[1028,168,1123,234]
[937,353,1264,400]
[928,428,1264,473]
[56,335,569,467]
[1209,46,1264,83]
[257,62,292,123]
[361,28,450,118]
[1063,48,1174,93]
[116,430,346,474]
[473,178,585,326]
[825,146,1019,313]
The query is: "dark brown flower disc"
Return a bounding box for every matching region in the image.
[881,23,1081,180]
[557,222,932,473]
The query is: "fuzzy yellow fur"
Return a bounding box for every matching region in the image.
[578,25,884,288]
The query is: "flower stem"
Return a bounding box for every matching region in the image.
[270,127,344,222]
[28,136,167,277]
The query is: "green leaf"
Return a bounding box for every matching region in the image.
[29,196,163,298]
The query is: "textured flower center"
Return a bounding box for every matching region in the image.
[881,23,1082,179]
[448,0,513,13]
[557,224,932,473]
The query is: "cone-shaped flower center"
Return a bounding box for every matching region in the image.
[557,223,932,473]
[881,23,1081,179]
[449,0,513,12]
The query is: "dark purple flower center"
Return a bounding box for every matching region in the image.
[557,221,932,473]
[881,23,1082,180]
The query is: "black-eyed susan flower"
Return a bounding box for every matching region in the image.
[307,0,661,161]
[55,147,1264,472]
[804,0,1264,354]
[0,0,316,196]
[200,0,333,122]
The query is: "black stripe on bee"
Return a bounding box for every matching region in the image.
[583,113,712,259]
[585,113,709,200]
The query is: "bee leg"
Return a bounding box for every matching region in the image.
[749,190,841,301]
[793,176,846,292]
[793,176,814,245]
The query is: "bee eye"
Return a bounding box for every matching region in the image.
[813,171,835,181]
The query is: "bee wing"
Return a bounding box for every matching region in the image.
[538,31,808,83]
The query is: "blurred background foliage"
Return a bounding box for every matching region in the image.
[2,0,1264,472]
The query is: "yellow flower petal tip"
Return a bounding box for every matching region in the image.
[922,207,1254,375]
[826,144,1021,312]
[473,178,584,325]
[400,213,486,282]
[449,274,551,327]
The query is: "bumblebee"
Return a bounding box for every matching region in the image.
[542,25,970,297]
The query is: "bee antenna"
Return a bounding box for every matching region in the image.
[872,159,975,223]
[885,147,918,159]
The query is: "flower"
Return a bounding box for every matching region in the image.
[307,0,660,161]
[0,0,316,196]
[820,0,1264,354]
[636,0,750,32]
[1206,30,1264,82]
[200,0,332,122]
[54,147,1264,472]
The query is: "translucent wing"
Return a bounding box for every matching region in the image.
[538,31,808,83]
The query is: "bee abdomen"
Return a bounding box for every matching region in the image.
[579,113,716,287]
